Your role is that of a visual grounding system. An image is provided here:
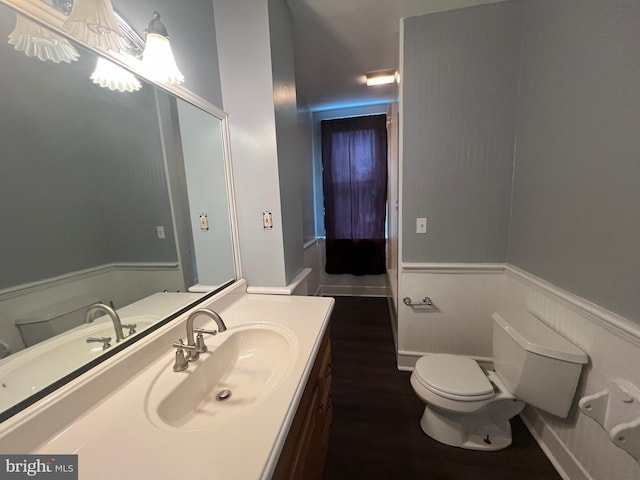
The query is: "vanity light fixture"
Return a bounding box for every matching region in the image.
[8,14,79,63]
[140,11,184,85]
[63,0,128,53]
[88,11,145,93]
[90,56,142,93]
[365,69,399,86]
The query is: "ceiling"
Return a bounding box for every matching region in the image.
[287,0,505,111]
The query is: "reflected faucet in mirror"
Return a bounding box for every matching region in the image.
[86,336,112,350]
[84,303,134,343]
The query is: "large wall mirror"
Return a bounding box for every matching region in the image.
[0,0,238,421]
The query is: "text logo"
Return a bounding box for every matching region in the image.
[0,455,77,479]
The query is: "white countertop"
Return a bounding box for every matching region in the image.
[0,281,334,480]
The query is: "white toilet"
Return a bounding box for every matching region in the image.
[410,309,588,451]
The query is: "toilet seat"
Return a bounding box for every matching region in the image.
[413,354,495,401]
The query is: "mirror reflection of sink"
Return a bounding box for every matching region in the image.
[146,324,297,431]
[0,315,158,411]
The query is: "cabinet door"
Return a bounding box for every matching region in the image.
[290,385,321,479]
[272,329,332,480]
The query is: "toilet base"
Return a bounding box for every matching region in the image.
[419,403,522,451]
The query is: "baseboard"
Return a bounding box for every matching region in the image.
[397,350,493,371]
[520,408,592,480]
[246,268,312,295]
[317,285,390,297]
[387,296,399,358]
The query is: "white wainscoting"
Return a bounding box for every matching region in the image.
[303,238,322,296]
[504,266,640,480]
[397,263,505,369]
[398,262,640,480]
[0,263,184,354]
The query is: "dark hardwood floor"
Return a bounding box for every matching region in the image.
[323,296,561,480]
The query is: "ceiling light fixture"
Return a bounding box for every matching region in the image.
[366,70,398,86]
[63,0,128,53]
[8,14,79,63]
[141,11,184,85]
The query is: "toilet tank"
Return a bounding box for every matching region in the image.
[15,296,100,347]
[492,310,588,418]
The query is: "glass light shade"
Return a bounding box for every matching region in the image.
[63,0,128,53]
[8,15,79,63]
[366,71,398,86]
[90,56,141,93]
[141,33,184,85]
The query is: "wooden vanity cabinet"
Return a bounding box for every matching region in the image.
[272,327,332,480]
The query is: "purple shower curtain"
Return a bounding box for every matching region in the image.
[321,114,387,275]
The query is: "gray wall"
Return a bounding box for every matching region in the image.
[298,108,316,243]
[268,0,305,283]
[213,0,288,287]
[94,90,175,264]
[508,0,640,320]
[401,2,522,263]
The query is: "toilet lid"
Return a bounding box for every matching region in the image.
[414,354,495,401]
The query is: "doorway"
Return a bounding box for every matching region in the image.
[321,114,388,276]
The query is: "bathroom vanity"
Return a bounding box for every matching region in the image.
[273,326,332,479]
[0,281,334,479]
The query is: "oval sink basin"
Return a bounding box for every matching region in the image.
[0,315,158,411]
[146,324,297,431]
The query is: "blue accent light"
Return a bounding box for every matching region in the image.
[311,98,395,113]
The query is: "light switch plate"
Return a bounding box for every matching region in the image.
[416,217,427,234]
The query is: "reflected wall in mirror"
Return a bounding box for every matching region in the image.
[0,1,237,420]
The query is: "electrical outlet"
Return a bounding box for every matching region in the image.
[156,226,166,239]
[262,211,273,230]
[200,213,209,231]
[416,217,427,234]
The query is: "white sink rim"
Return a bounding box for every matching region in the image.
[145,322,299,432]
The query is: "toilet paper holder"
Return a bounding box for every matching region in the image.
[403,296,433,307]
[579,379,640,461]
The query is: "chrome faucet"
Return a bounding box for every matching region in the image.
[184,308,227,362]
[85,303,126,343]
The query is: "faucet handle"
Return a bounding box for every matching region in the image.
[121,323,137,336]
[86,336,112,350]
[172,339,197,350]
[194,328,217,335]
[194,328,217,354]
[172,339,197,372]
